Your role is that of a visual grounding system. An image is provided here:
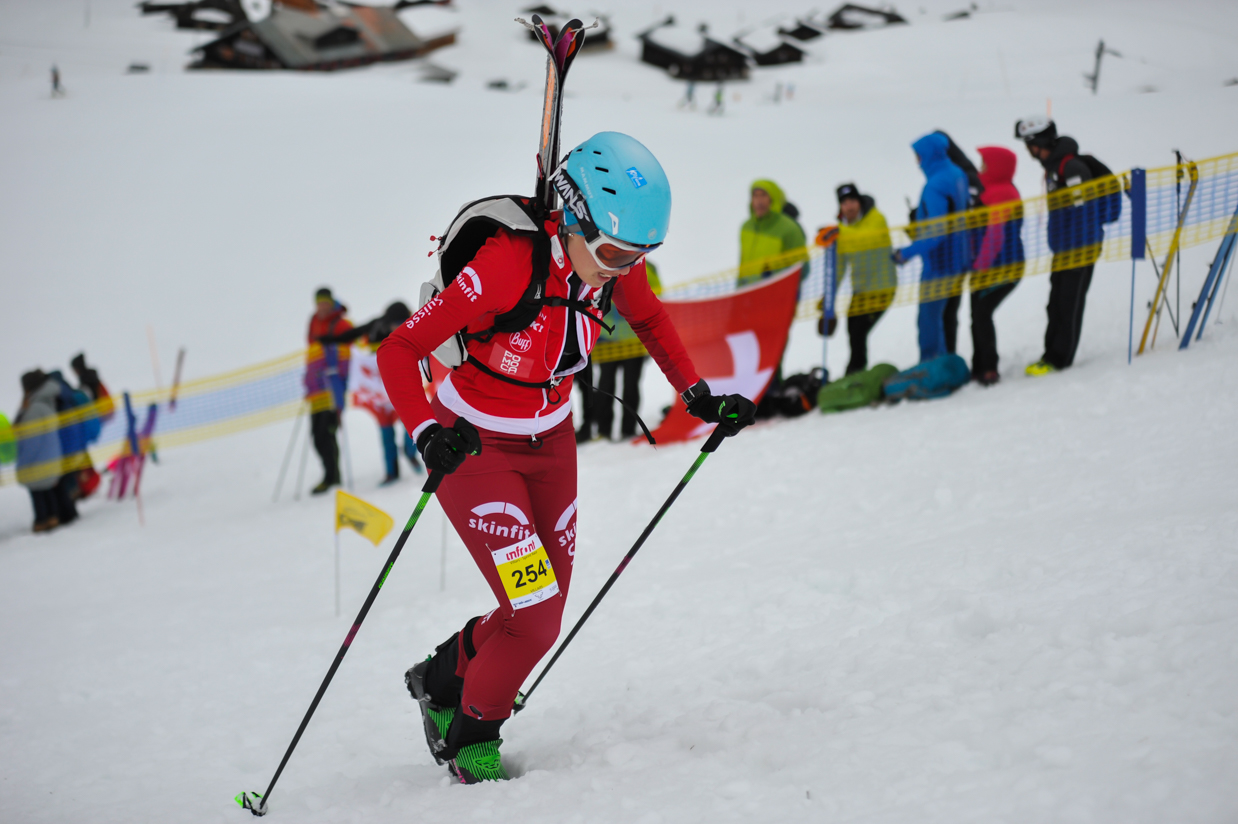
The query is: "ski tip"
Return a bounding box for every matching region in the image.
[236,791,267,817]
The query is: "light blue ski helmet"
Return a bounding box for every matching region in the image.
[552,132,671,246]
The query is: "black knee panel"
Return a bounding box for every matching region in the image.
[423,616,483,708]
[423,631,463,708]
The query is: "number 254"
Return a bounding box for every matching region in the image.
[511,560,548,588]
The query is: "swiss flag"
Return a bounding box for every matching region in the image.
[648,264,802,444]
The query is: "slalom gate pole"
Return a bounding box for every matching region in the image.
[514,427,728,713]
[293,423,311,502]
[272,405,306,503]
[238,471,444,817]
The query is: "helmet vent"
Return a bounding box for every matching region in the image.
[595,167,609,173]
[602,187,616,195]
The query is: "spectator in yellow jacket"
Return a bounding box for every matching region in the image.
[738,179,807,286]
[832,183,897,374]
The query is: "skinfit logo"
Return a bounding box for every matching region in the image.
[626,167,647,188]
[459,266,483,302]
[508,330,533,353]
[469,501,532,541]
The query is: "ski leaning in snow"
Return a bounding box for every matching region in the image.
[374,19,758,785]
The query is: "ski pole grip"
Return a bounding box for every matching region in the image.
[422,471,444,494]
[701,427,727,453]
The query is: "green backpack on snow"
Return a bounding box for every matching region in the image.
[817,363,899,413]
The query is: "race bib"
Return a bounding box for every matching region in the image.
[491,533,559,610]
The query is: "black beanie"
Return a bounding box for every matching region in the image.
[21,369,46,395]
[384,301,412,322]
[836,182,862,203]
[315,287,333,301]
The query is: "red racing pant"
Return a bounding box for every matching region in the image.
[431,397,578,721]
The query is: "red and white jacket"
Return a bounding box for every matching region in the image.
[378,213,700,440]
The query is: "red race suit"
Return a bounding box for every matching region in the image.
[378,212,699,720]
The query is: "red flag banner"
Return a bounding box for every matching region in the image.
[648,264,802,444]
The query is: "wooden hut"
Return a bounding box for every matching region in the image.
[637,20,749,82]
[190,0,456,71]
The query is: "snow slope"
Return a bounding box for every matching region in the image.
[2,1,1238,821]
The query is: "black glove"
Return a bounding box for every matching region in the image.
[416,419,482,475]
[682,380,756,437]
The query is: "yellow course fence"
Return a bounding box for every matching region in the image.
[592,151,1238,363]
[4,154,1237,486]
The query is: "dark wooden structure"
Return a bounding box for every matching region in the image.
[139,0,243,31]
[733,29,806,66]
[778,4,908,40]
[190,0,456,71]
[637,19,749,82]
[777,20,828,42]
[825,4,908,30]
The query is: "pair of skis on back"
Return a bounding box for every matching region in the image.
[236,16,591,816]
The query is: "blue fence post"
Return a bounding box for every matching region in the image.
[821,243,836,384]
[1128,168,1146,364]
[123,392,140,459]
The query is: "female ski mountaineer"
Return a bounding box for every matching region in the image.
[377,132,757,783]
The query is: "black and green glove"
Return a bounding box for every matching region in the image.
[416,419,482,475]
[682,380,757,437]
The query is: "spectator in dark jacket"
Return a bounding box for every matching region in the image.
[306,287,353,494]
[968,146,1026,384]
[1017,117,1101,375]
[14,370,76,532]
[894,132,973,363]
[319,301,422,483]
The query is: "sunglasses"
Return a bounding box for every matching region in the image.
[568,225,660,272]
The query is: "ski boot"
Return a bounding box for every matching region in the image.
[405,659,453,765]
[452,740,509,784]
[444,713,509,784]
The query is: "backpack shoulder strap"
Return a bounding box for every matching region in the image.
[1057,153,1076,180]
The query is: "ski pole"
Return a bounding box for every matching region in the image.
[514,427,728,712]
[272,404,306,503]
[293,422,311,501]
[238,471,444,817]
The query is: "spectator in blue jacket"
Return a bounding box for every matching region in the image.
[894,132,973,363]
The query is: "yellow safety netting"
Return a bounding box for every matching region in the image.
[3,153,1236,479]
